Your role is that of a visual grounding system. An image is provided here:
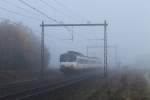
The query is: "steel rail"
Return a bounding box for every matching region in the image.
[0,72,101,100]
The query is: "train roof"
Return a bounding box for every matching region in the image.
[61,51,100,59]
[77,56,100,60]
[65,51,85,57]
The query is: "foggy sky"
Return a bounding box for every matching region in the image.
[0,0,150,66]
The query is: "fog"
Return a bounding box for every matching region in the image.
[0,0,150,68]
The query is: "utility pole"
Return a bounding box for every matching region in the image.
[86,45,89,57]
[41,21,44,79]
[114,45,118,67]
[104,20,107,77]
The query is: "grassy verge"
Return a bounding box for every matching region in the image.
[0,71,39,83]
[0,69,63,84]
[86,69,150,100]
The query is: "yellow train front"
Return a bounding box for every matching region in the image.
[60,51,102,73]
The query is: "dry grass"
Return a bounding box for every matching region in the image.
[0,71,39,83]
[87,69,150,100]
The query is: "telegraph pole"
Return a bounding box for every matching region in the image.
[41,21,44,79]
[114,45,118,67]
[86,45,89,57]
[104,20,108,77]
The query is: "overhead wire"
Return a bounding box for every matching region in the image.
[18,0,60,23]
[0,6,41,21]
[38,0,74,37]
[0,0,75,43]
[39,0,68,19]
[39,0,80,22]
[38,0,76,35]
[16,0,77,41]
[1,0,41,17]
[51,0,91,40]
[53,0,89,22]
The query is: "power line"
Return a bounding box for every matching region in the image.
[0,6,41,21]
[53,0,89,22]
[39,0,80,22]
[18,0,75,39]
[39,0,70,19]
[18,0,59,23]
[1,0,41,16]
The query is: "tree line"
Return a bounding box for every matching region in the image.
[0,20,49,71]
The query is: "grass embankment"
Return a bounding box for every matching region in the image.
[0,68,63,84]
[0,71,39,84]
[143,70,150,94]
[87,69,150,100]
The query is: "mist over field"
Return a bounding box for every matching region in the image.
[0,0,150,69]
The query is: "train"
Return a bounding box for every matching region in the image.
[60,51,102,73]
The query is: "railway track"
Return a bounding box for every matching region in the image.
[0,77,67,97]
[0,72,101,100]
